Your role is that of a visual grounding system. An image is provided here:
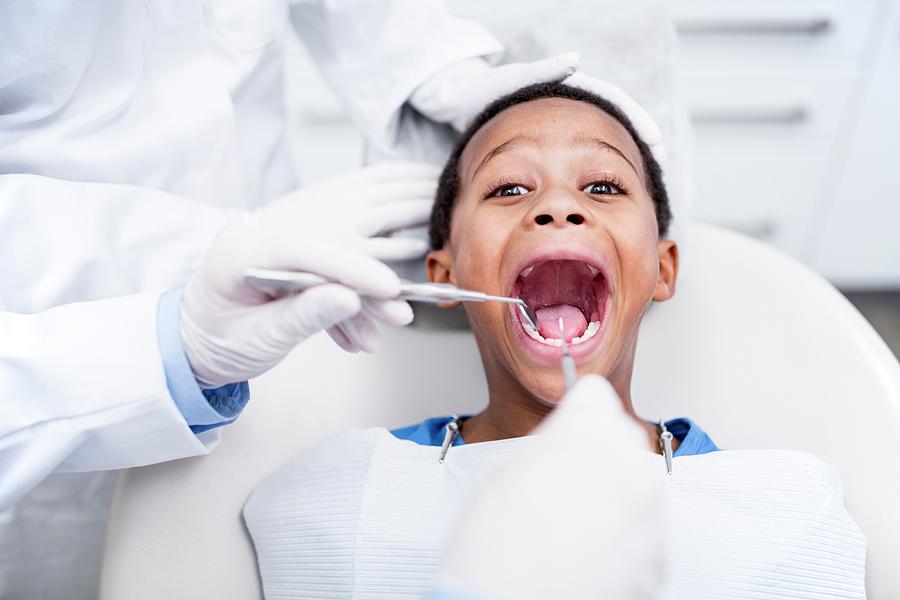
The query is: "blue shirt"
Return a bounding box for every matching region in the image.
[392,415,719,456]
[156,290,250,434]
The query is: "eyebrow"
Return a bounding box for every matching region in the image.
[472,134,640,180]
[573,135,640,178]
[472,136,535,179]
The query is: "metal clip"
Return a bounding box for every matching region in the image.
[658,421,674,475]
[439,415,461,464]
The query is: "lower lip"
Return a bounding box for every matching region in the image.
[507,298,611,364]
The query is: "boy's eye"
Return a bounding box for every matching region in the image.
[492,184,529,197]
[583,181,620,195]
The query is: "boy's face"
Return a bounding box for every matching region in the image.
[428,97,678,405]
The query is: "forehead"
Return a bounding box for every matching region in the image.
[460,97,644,181]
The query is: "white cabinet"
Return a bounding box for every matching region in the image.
[672,0,881,57]
[679,67,859,256]
[812,2,900,288]
[671,0,900,287]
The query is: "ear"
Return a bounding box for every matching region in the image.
[426,247,461,308]
[652,240,678,302]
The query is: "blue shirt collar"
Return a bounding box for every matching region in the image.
[392,415,719,457]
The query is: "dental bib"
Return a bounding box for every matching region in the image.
[244,429,866,600]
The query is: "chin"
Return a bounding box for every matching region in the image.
[525,380,567,407]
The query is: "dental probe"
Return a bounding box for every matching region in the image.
[558,317,577,391]
[658,421,674,475]
[243,267,539,330]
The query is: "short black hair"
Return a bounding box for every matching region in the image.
[428,82,671,249]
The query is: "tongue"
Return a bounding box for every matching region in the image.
[535,304,587,341]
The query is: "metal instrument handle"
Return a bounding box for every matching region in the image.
[244,268,493,305]
[243,267,329,291]
[398,282,487,304]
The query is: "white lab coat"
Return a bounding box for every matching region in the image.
[0,0,500,596]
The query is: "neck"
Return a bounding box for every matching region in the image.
[460,362,659,449]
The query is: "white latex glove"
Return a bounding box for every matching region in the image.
[409,54,581,133]
[436,376,664,600]
[563,72,667,162]
[179,164,438,388]
[269,161,440,263]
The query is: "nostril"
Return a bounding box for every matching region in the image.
[535,214,553,225]
[567,214,584,225]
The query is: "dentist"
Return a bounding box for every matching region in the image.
[0,1,585,505]
[0,0,583,595]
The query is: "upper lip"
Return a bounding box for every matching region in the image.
[504,243,613,298]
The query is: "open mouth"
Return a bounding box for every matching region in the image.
[512,259,610,347]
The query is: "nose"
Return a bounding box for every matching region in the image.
[528,189,588,229]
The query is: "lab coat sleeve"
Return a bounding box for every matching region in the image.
[0,174,241,314]
[289,0,503,152]
[0,292,215,511]
[156,289,250,434]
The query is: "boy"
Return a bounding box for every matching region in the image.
[393,82,716,458]
[245,83,865,600]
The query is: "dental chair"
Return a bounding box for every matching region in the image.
[99,221,900,599]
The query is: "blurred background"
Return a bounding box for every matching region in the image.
[283,0,900,356]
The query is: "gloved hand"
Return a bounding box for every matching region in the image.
[435,376,664,600]
[562,72,667,162]
[410,54,667,162]
[180,163,438,388]
[409,54,581,133]
[262,161,440,263]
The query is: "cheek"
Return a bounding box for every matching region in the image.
[613,210,661,297]
[450,206,512,291]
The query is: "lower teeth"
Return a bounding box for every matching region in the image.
[522,319,600,347]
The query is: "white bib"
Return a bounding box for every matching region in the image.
[244,428,866,599]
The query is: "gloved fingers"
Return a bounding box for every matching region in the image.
[437,373,664,600]
[450,53,580,132]
[562,72,666,158]
[361,298,414,327]
[258,239,402,299]
[564,72,662,143]
[326,324,360,353]
[361,236,430,262]
[362,178,437,210]
[538,375,647,449]
[487,52,580,95]
[552,375,619,421]
[333,312,382,353]
[355,161,441,186]
[357,199,433,238]
[281,283,363,342]
[514,52,581,86]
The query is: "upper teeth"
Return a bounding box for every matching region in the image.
[518,264,600,279]
[521,318,600,347]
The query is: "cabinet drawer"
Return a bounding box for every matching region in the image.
[670,0,882,58]
[678,69,857,143]
[689,150,830,260]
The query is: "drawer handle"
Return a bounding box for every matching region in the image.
[676,17,832,36]
[691,106,808,126]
